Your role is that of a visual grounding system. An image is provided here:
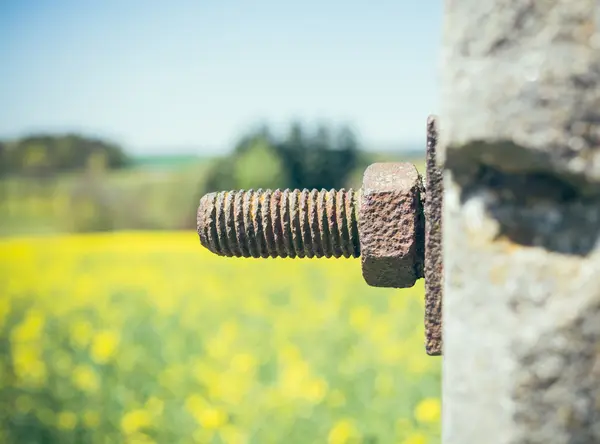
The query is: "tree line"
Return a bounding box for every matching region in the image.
[0,134,130,178]
[0,122,370,233]
[1,122,364,192]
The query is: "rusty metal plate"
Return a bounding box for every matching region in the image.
[424,115,443,356]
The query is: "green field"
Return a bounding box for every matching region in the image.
[0,158,212,236]
[0,154,425,237]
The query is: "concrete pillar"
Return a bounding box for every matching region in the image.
[440,2,600,443]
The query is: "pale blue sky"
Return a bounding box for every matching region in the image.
[1,0,442,155]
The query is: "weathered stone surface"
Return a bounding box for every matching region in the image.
[441,1,600,443]
[359,163,424,288]
[440,0,600,194]
[443,175,600,444]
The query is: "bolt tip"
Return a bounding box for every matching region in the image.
[197,192,218,253]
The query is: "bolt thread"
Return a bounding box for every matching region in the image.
[197,188,361,258]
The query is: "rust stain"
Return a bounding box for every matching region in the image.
[495,235,526,254]
[489,264,508,285]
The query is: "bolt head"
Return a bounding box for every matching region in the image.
[359,163,425,288]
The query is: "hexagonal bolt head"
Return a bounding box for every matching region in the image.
[359,163,425,288]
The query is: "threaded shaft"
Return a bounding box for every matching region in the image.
[197,189,361,258]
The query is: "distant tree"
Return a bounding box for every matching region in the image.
[202,121,363,194]
[279,121,306,189]
[203,157,235,193]
[330,124,360,186]
[0,142,7,178]
[234,135,288,190]
[277,121,360,190]
[308,124,333,189]
[2,133,130,177]
[0,141,7,201]
[204,126,287,192]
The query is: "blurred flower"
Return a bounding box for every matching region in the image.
[73,364,100,393]
[57,411,78,430]
[0,298,10,329]
[91,330,120,364]
[304,377,328,404]
[349,306,371,332]
[403,432,428,444]
[230,352,257,375]
[414,398,441,424]
[11,309,45,343]
[186,394,224,429]
[121,409,152,435]
[328,418,359,444]
[12,344,46,386]
[185,394,208,413]
[186,395,227,430]
[0,232,440,443]
[70,319,94,348]
[195,406,228,430]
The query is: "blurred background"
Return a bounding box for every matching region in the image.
[0,1,442,443]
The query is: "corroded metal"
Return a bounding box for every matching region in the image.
[196,117,444,356]
[359,163,425,288]
[424,115,443,356]
[197,189,360,258]
[196,164,426,289]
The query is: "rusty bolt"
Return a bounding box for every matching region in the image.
[196,115,443,356]
[197,189,360,259]
[197,162,425,289]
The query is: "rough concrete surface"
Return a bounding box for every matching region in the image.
[440,0,600,194]
[443,177,600,444]
[441,1,600,443]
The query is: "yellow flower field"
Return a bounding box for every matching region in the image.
[0,231,440,444]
